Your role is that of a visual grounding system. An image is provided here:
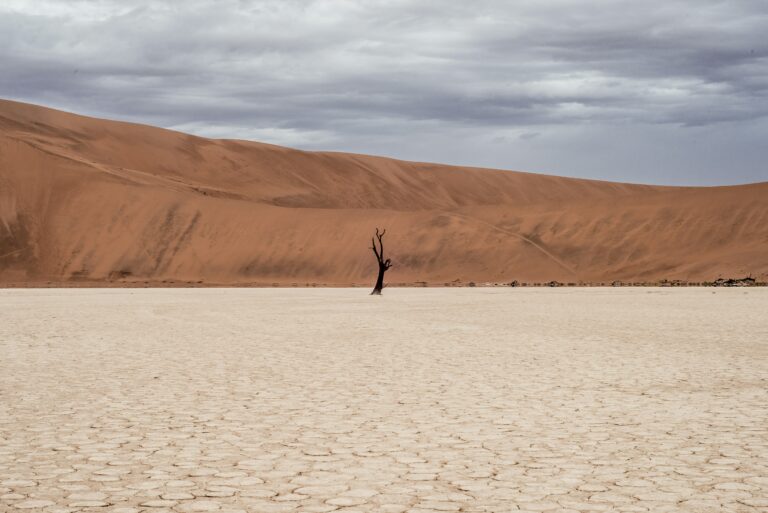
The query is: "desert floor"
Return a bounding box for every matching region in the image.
[1,288,767,513]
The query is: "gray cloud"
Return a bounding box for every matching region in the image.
[2,0,767,185]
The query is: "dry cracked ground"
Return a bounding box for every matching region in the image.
[1,288,767,513]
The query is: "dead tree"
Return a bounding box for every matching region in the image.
[370,228,392,295]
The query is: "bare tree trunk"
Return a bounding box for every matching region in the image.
[370,228,392,295]
[371,263,386,295]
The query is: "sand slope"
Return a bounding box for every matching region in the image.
[1,99,766,285]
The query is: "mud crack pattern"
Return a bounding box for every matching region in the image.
[1,288,767,513]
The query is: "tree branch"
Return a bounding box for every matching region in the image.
[375,228,385,259]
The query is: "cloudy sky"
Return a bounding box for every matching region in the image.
[2,0,767,185]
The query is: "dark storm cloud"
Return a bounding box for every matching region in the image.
[1,0,767,184]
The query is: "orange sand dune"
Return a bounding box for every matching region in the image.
[1,99,766,286]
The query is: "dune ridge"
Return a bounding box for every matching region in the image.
[1,99,766,286]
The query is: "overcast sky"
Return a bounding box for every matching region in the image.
[2,0,767,185]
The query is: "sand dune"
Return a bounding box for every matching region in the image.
[1,99,766,286]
